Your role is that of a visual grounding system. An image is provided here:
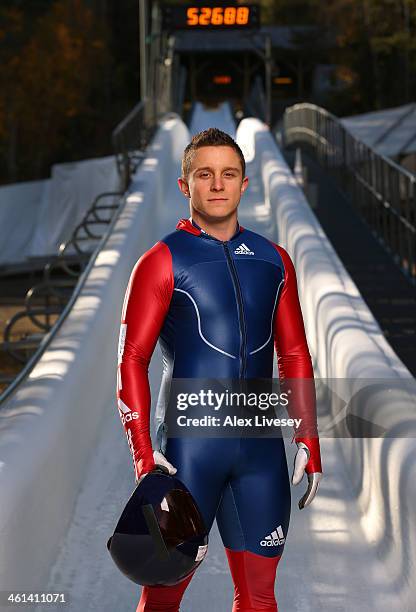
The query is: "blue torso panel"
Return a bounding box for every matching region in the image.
[159,223,285,379]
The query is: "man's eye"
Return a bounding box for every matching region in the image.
[225,173,236,177]
[199,172,210,177]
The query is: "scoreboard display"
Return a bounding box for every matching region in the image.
[162,4,260,30]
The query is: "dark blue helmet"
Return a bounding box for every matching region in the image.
[107,467,208,586]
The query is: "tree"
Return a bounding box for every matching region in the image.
[0,0,112,183]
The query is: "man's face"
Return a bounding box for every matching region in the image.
[178,145,248,221]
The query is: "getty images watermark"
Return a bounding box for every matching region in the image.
[163,378,317,439]
[160,378,416,439]
[175,387,302,430]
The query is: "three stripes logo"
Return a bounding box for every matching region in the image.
[260,525,286,547]
[117,398,139,426]
[234,243,254,255]
[118,323,127,364]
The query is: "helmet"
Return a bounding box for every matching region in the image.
[107,467,208,586]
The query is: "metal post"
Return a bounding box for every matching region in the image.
[243,52,248,101]
[190,54,196,100]
[139,0,147,102]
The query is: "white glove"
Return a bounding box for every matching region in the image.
[291,444,322,510]
[135,450,177,485]
[153,450,177,475]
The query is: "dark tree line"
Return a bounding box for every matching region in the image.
[261,0,416,114]
[1,0,416,184]
[0,0,138,184]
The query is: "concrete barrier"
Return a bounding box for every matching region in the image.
[236,117,416,609]
[0,115,189,591]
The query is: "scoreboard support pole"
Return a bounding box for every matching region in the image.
[265,34,272,126]
[247,32,272,126]
[139,0,147,102]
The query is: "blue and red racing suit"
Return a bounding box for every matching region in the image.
[116,217,322,611]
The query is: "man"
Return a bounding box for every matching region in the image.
[116,127,323,612]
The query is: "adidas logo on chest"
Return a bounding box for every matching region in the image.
[234,243,254,255]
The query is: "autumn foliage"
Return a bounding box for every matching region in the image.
[1,0,416,184]
[0,0,114,183]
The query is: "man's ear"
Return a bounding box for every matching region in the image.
[240,176,249,195]
[178,177,190,198]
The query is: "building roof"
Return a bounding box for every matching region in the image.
[173,25,321,53]
[341,103,416,158]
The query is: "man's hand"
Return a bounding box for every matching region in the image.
[291,443,322,510]
[134,450,177,485]
[153,450,177,475]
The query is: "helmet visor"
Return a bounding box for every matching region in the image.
[155,489,207,547]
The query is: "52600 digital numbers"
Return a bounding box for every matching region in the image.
[186,6,250,26]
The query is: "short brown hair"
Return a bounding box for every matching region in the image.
[181,127,246,179]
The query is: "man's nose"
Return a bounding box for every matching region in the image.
[211,175,224,190]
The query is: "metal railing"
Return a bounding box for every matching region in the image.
[0,190,125,399]
[1,13,181,400]
[112,28,182,192]
[283,103,416,284]
[1,94,155,397]
[112,101,153,191]
[111,82,175,191]
[244,74,267,124]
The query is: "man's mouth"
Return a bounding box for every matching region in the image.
[208,198,228,201]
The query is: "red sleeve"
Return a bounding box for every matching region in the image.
[272,243,322,474]
[116,241,174,480]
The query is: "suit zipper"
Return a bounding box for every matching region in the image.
[223,242,247,378]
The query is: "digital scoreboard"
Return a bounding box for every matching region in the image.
[162,4,260,30]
